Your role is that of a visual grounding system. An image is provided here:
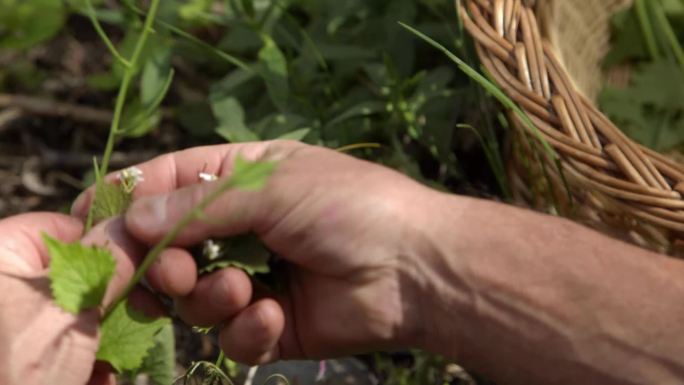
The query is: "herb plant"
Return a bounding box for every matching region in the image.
[600,0,684,152]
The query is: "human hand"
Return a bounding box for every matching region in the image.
[73,141,442,365]
[0,213,195,385]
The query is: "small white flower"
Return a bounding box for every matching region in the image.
[198,172,219,182]
[203,239,221,260]
[118,166,144,193]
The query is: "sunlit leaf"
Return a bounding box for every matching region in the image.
[97,300,170,373]
[92,182,132,224]
[45,235,116,314]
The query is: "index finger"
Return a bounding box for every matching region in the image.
[71,142,278,219]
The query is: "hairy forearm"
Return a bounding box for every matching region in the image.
[414,194,684,384]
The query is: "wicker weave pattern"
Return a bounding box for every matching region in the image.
[460,0,684,252]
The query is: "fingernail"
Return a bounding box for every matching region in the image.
[131,195,168,230]
[71,191,89,218]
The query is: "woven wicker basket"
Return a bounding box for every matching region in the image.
[459,0,684,255]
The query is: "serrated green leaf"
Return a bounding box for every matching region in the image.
[97,300,170,373]
[92,182,132,224]
[600,59,684,150]
[230,156,277,191]
[136,324,175,385]
[45,235,116,314]
[630,61,684,110]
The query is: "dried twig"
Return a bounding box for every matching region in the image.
[21,157,58,196]
[39,147,159,169]
[0,94,113,125]
[0,108,24,134]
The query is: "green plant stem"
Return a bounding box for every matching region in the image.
[105,177,241,317]
[336,143,381,152]
[651,2,684,75]
[125,4,253,72]
[457,123,510,199]
[85,0,162,232]
[215,351,225,367]
[399,23,557,158]
[635,0,661,60]
[85,0,131,68]
[100,0,162,177]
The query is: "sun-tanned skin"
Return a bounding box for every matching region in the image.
[2,140,684,385]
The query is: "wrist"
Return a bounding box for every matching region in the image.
[393,189,476,356]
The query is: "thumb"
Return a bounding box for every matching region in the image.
[124,180,274,247]
[80,218,145,308]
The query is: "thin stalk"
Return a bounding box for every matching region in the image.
[85,0,131,68]
[635,0,661,60]
[651,2,684,75]
[100,0,162,177]
[215,351,226,368]
[457,123,511,199]
[125,4,253,72]
[85,0,162,232]
[336,143,382,152]
[399,23,558,158]
[105,176,243,317]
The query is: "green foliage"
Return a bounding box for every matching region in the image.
[213,96,259,142]
[96,299,170,373]
[199,235,271,275]
[600,61,684,150]
[258,35,290,112]
[135,324,176,385]
[10,0,511,383]
[374,351,456,385]
[45,235,116,314]
[601,0,684,151]
[92,182,133,224]
[0,0,66,50]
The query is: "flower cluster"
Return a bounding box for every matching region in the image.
[117,167,144,194]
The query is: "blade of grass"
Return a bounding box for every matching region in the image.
[401,22,572,212]
[398,22,557,159]
[457,123,511,198]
